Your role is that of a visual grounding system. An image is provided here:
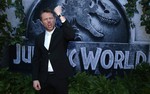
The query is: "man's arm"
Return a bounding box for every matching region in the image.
[54,5,66,23]
[32,36,42,91]
[32,36,41,80]
[54,5,75,41]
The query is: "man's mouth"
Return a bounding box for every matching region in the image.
[48,23,52,27]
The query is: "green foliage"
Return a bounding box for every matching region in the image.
[68,72,91,94]
[0,0,13,50]
[124,0,138,28]
[0,68,37,94]
[139,0,150,34]
[125,0,150,33]
[69,73,129,94]
[89,76,113,94]
[69,62,150,94]
[0,0,25,57]
[0,62,150,94]
[124,0,138,18]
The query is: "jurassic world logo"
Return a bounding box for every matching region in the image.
[9,0,149,75]
[10,43,149,76]
[67,42,149,75]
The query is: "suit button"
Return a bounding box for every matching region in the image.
[48,52,51,55]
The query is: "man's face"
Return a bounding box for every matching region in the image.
[41,12,56,31]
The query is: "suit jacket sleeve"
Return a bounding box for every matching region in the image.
[61,20,75,41]
[32,36,41,81]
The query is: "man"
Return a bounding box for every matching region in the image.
[32,5,75,94]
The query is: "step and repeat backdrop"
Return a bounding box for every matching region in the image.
[9,0,150,77]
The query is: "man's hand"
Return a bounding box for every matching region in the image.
[54,5,66,23]
[33,80,41,91]
[54,5,62,16]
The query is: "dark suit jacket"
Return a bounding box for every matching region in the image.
[32,21,75,84]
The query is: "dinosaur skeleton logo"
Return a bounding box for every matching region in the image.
[26,0,129,42]
[63,0,121,38]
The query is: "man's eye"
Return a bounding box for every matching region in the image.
[44,18,48,21]
[49,18,53,19]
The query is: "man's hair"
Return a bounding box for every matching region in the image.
[39,8,56,20]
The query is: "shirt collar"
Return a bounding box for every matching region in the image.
[45,27,56,36]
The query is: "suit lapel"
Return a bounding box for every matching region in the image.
[40,32,48,51]
[49,28,59,51]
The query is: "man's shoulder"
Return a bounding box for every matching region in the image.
[38,32,45,37]
[35,32,45,40]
